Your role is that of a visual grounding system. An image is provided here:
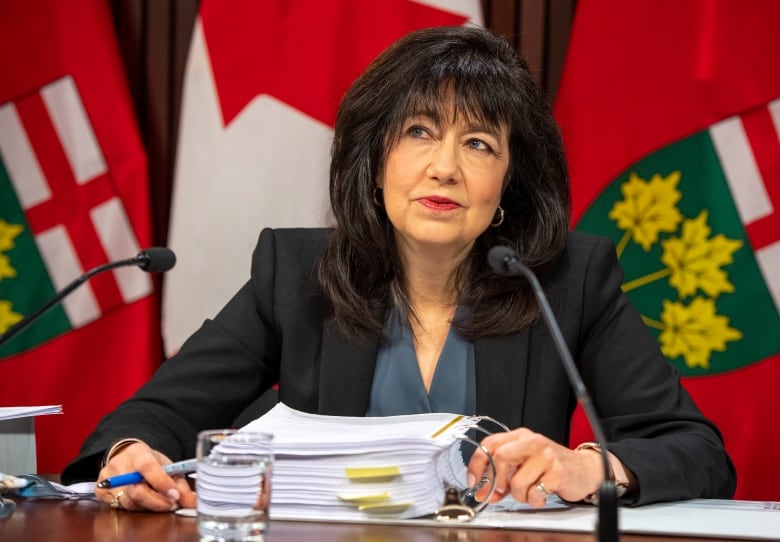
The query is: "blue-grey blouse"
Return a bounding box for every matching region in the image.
[366,309,476,416]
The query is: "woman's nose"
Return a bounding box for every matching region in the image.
[426,137,461,183]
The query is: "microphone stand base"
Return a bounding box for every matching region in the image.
[597,481,619,542]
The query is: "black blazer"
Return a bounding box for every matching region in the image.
[63,228,736,504]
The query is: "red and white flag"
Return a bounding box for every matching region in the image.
[163,0,483,354]
[0,1,160,472]
[556,0,780,500]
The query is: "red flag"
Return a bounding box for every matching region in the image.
[0,1,160,472]
[556,0,780,500]
[163,0,483,354]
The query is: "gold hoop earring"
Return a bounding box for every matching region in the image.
[373,187,384,207]
[490,206,504,227]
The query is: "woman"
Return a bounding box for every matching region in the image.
[62,25,736,512]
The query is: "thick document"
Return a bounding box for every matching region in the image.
[239,403,486,520]
[239,405,780,539]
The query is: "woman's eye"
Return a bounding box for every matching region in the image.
[467,138,492,152]
[407,125,428,138]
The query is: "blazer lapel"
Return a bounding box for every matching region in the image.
[318,322,378,416]
[474,331,530,430]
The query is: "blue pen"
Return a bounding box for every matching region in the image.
[96,458,197,489]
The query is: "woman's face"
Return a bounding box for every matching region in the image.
[380,110,510,259]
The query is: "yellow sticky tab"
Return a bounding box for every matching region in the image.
[344,466,400,482]
[337,492,391,505]
[358,501,413,514]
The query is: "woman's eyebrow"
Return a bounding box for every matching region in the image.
[463,121,506,142]
[403,112,505,142]
[404,111,437,122]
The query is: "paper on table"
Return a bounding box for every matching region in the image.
[457,498,780,540]
[240,403,473,453]
[236,403,484,521]
[617,499,780,540]
[0,405,62,421]
[287,497,780,540]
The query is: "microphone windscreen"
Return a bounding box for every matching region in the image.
[138,247,176,273]
[487,245,518,273]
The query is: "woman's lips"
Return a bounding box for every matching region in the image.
[418,196,460,210]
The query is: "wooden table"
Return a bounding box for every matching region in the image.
[1,495,744,541]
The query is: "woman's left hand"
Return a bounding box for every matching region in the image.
[466,427,602,507]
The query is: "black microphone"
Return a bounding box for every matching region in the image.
[0,247,176,348]
[132,246,177,273]
[488,245,619,542]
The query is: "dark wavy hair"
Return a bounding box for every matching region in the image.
[318,25,570,343]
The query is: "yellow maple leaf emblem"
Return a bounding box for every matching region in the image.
[658,297,743,369]
[0,254,17,281]
[608,171,683,254]
[660,210,742,298]
[0,300,23,334]
[609,168,746,372]
[0,219,23,252]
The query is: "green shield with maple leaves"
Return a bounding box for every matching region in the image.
[0,157,71,357]
[576,130,779,376]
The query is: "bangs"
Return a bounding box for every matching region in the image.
[386,73,516,144]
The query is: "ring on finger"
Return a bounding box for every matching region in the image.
[535,481,552,498]
[110,490,125,510]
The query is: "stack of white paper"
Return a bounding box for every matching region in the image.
[236,403,482,521]
[0,405,63,474]
[0,405,63,420]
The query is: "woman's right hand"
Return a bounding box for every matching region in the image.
[95,441,196,512]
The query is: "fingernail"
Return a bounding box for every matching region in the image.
[167,489,180,501]
[170,502,179,511]
[467,473,476,487]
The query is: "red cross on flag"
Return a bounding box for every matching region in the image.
[556,0,780,500]
[0,1,160,472]
[163,0,484,354]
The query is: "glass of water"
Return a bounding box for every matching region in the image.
[196,429,273,542]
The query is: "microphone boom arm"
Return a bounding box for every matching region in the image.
[514,262,612,479]
[489,246,619,542]
[0,248,174,349]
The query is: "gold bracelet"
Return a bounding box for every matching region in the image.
[575,442,629,505]
[101,438,142,468]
